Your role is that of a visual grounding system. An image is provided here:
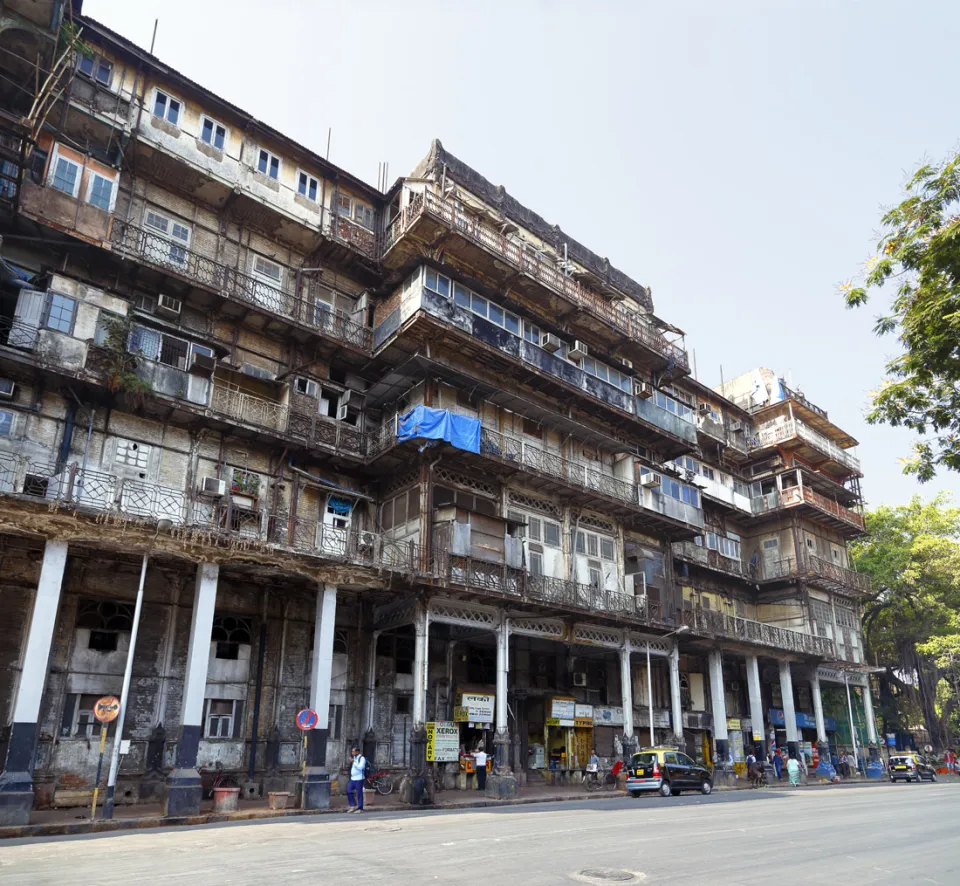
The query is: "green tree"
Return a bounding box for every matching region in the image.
[851,495,960,748]
[843,151,960,481]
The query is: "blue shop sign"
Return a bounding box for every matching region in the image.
[768,708,836,732]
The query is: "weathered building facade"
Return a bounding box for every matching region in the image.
[0,1,878,825]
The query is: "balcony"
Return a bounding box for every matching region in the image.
[695,413,749,459]
[752,418,860,476]
[372,285,697,456]
[685,608,836,657]
[756,553,871,597]
[673,540,747,579]
[383,189,689,373]
[109,219,372,353]
[752,485,865,533]
[0,453,422,575]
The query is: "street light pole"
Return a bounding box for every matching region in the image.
[645,625,689,749]
[843,671,860,775]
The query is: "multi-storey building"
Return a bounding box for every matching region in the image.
[0,2,879,825]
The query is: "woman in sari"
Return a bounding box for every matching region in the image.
[786,755,802,786]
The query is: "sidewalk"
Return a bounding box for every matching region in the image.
[0,774,909,841]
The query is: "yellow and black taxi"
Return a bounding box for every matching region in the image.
[626,746,714,798]
[888,752,938,783]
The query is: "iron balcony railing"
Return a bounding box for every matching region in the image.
[0,453,424,575]
[385,189,689,372]
[672,540,747,578]
[685,607,836,657]
[751,485,865,531]
[755,554,871,595]
[752,418,860,473]
[110,219,372,352]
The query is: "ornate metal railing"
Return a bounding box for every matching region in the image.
[688,608,835,657]
[110,219,372,351]
[385,189,689,371]
[752,418,860,473]
[751,486,864,531]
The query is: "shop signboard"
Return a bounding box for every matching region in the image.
[426,721,460,762]
[593,706,624,727]
[726,718,742,731]
[459,693,495,722]
[550,698,576,720]
[575,704,594,719]
[886,734,897,748]
[768,708,836,732]
[574,718,593,729]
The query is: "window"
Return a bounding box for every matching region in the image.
[88,630,118,652]
[253,255,283,285]
[543,520,561,547]
[424,268,451,298]
[522,418,542,439]
[654,389,694,423]
[51,155,80,196]
[78,53,113,86]
[200,116,226,150]
[257,149,280,180]
[529,549,543,576]
[298,171,319,201]
[204,699,243,738]
[153,90,181,125]
[577,529,615,560]
[354,202,375,230]
[382,488,421,530]
[43,293,76,334]
[644,468,700,508]
[588,562,603,587]
[524,322,541,346]
[0,409,13,437]
[337,193,352,216]
[396,696,412,715]
[115,439,151,469]
[87,173,114,211]
[328,704,343,740]
[69,693,118,738]
[143,209,190,267]
[581,356,633,393]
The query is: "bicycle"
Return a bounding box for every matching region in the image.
[364,768,394,795]
[197,761,240,799]
[584,760,622,792]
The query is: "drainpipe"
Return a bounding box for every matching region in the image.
[248,591,269,783]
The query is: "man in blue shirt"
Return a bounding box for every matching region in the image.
[347,747,366,813]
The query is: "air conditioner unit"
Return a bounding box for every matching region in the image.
[568,340,589,361]
[541,332,561,353]
[157,294,182,318]
[357,530,376,551]
[698,403,712,415]
[190,352,216,374]
[621,359,633,370]
[199,476,226,497]
[639,473,662,488]
[0,379,15,400]
[634,380,653,399]
[572,672,588,688]
[729,421,743,433]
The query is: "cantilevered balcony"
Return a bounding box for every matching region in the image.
[752,485,865,533]
[383,189,689,374]
[752,417,861,476]
[672,540,748,579]
[755,552,871,597]
[684,608,836,657]
[109,219,372,352]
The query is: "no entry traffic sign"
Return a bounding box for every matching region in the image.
[296,708,319,731]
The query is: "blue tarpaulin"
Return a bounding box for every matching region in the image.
[397,405,481,454]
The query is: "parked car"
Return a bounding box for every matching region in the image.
[888,753,938,783]
[626,747,713,798]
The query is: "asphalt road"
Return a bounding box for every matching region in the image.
[1,782,956,885]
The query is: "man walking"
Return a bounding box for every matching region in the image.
[347,747,366,813]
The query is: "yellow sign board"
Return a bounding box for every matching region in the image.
[453,706,469,723]
[426,721,459,762]
[545,717,560,727]
[574,718,593,729]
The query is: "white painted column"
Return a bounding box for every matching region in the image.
[708,649,729,761]
[163,561,219,817]
[746,655,767,758]
[619,633,635,756]
[810,671,828,745]
[668,641,684,740]
[494,616,511,774]
[412,602,429,727]
[778,659,800,756]
[0,540,69,826]
[364,630,381,734]
[303,583,337,809]
[862,679,879,745]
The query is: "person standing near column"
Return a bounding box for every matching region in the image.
[474,745,488,791]
[346,747,365,813]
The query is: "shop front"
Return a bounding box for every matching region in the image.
[544,697,578,773]
[768,708,836,768]
[592,705,624,759]
[452,690,495,788]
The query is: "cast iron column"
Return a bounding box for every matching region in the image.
[303,583,337,809]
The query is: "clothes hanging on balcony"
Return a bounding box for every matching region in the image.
[397,405,480,454]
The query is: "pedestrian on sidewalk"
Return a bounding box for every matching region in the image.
[773,750,783,781]
[945,748,957,775]
[347,747,366,813]
[786,755,802,787]
[474,746,488,791]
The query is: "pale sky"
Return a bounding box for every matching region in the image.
[83,0,960,509]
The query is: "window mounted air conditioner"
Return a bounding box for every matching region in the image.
[621,359,633,370]
[634,380,653,399]
[541,332,561,353]
[190,352,216,374]
[357,530,376,552]
[698,403,712,414]
[157,294,182,318]
[639,473,662,488]
[572,672,588,687]
[568,340,589,361]
[0,379,15,400]
[729,421,743,433]
[199,476,226,497]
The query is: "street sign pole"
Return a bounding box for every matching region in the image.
[89,695,120,819]
[296,708,319,807]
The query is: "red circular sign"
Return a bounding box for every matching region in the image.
[94,696,120,724]
[296,708,319,731]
